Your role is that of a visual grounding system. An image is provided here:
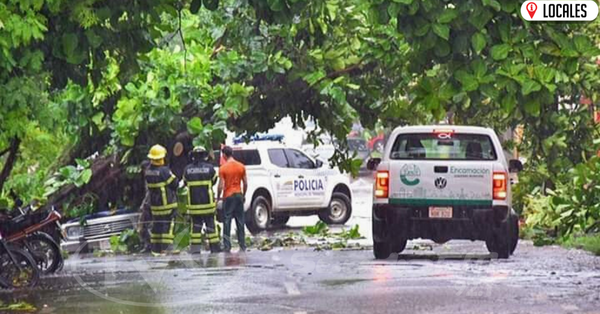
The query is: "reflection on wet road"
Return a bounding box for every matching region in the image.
[1,240,599,314]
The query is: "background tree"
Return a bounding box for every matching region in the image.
[1,0,599,242]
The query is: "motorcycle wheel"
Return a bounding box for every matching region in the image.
[23,232,62,275]
[0,245,40,289]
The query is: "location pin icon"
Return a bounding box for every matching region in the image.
[526,2,537,18]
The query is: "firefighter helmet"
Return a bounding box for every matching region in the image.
[190,146,209,161]
[148,145,167,160]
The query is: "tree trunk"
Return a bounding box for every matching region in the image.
[0,137,21,192]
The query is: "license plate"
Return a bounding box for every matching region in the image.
[429,206,453,219]
[99,239,112,251]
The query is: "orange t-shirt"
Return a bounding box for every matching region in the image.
[219,159,246,198]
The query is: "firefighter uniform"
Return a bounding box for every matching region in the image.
[146,145,179,254]
[184,148,220,253]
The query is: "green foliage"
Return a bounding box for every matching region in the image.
[0,300,36,312]
[562,234,600,256]
[376,0,600,179]
[523,155,600,240]
[43,160,93,197]
[0,0,599,240]
[173,215,191,251]
[62,193,97,221]
[303,221,329,236]
[109,228,142,254]
[333,225,363,240]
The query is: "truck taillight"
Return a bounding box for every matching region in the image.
[375,171,389,198]
[493,172,507,200]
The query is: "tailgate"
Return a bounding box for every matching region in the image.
[388,161,493,207]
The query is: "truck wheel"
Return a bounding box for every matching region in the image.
[246,196,270,234]
[373,241,391,259]
[319,192,352,225]
[486,221,510,259]
[509,213,519,255]
[271,215,290,228]
[393,238,408,253]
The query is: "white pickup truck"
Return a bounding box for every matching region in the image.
[368,126,522,259]
[214,142,353,233]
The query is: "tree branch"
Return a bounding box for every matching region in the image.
[177,5,187,72]
[0,147,10,157]
[211,28,228,59]
[300,61,368,95]
[0,137,21,192]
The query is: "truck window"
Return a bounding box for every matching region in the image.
[233,149,261,165]
[390,133,497,160]
[284,149,316,169]
[268,149,289,168]
[211,149,261,166]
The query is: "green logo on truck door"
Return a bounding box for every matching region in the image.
[400,164,421,186]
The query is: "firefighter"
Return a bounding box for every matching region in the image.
[183,146,221,254]
[138,160,152,253]
[145,144,179,256]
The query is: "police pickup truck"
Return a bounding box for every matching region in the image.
[214,142,353,233]
[368,126,522,259]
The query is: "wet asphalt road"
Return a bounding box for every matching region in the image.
[2,240,599,314]
[1,178,599,313]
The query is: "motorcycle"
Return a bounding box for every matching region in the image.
[1,202,64,275]
[0,230,39,289]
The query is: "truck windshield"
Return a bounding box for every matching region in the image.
[389,133,497,160]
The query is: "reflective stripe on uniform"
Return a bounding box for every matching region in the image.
[150,220,175,244]
[151,210,175,216]
[187,207,216,215]
[208,233,221,244]
[208,215,220,244]
[150,238,174,244]
[148,174,177,213]
[150,203,178,216]
[186,179,215,215]
[151,233,175,240]
[147,175,176,188]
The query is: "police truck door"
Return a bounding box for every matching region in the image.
[283,149,327,207]
[266,148,297,209]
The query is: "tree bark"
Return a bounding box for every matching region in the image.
[0,137,21,192]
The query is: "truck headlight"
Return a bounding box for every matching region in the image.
[66,226,83,239]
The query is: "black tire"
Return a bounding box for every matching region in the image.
[392,238,408,253]
[486,221,511,259]
[509,212,519,255]
[319,192,352,225]
[373,241,391,260]
[0,245,40,289]
[271,215,290,228]
[246,196,271,234]
[24,232,62,275]
[485,239,496,253]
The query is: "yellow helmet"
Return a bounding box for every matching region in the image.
[147,144,167,160]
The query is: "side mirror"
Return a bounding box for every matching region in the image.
[366,158,382,171]
[509,159,523,173]
[315,159,324,168]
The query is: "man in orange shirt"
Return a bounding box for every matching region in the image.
[217,146,248,252]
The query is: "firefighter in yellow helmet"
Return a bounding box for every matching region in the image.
[183,146,221,254]
[145,144,179,255]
